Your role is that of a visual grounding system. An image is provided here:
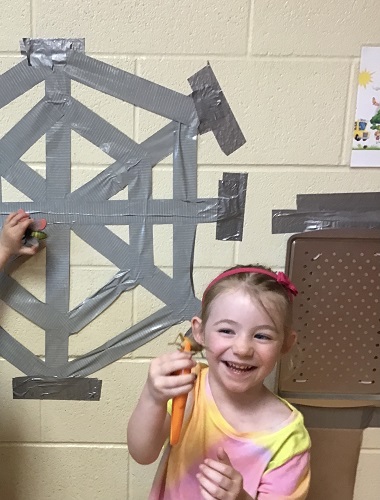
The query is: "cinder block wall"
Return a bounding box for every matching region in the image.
[0,1,379,499]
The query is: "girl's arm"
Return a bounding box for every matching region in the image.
[127,383,171,464]
[127,350,196,465]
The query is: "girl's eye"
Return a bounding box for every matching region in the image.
[255,333,271,341]
[218,328,234,335]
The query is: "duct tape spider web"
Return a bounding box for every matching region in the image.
[0,39,247,399]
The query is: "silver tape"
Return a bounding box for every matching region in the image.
[3,160,46,201]
[69,268,140,333]
[65,304,200,378]
[0,273,69,331]
[216,172,248,241]
[70,226,196,313]
[45,71,72,368]
[0,327,51,376]
[172,122,198,295]
[297,192,380,211]
[0,39,248,398]
[272,209,380,233]
[20,38,85,68]
[0,199,220,225]
[273,192,380,233]
[0,100,64,178]
[13,376,101,400]
[67,97,149,163]
[188,63,246,155]
[0,59,49,110]
[64,51,198,125]
[66,116,174,203]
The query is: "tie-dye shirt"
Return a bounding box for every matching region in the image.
[149,364,310,500]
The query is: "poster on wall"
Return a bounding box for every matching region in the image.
[351,46,380,167]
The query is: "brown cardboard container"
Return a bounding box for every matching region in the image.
[307,428,363,500]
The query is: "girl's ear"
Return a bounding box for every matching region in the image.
[191,316,204,346]
[281,330,297,354]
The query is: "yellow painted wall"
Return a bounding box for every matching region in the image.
[0,1,379,499]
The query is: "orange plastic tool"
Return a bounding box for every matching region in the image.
[170,337,192,446]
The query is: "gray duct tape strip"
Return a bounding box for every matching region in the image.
[273,191,380,233]
[20,38,85,68]
[69,120,194,208]
[173,122,198,200]
[67,97,149,163]
[272,209,380,233]
[0,99,64,178]
[0,39,248,398]
[143,121,177,165]
[4,160,46,201]
[69,268,140,333]
[65,303,200,378]
[188,63,246,156]
[0,327,50,376]
[295,405,380,429]
[64,51,198,125]
[172,122,198,293]
[45,225,71,367]
[13,376,101,400]
[216,173,248,241]
[0,273,69,331]
[296,192,380,211]
[0,59,50,110]
[66,158,136,202]
[127,114,154,272]
[64,95,158,212]
[45,71,71,369]
[71,226,193,313]
[0,199,220,225]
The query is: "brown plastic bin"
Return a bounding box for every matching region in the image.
[277,229,380,500]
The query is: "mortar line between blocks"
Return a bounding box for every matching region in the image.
[0,442,128,449]
[246,0,255,57]
[30,0,34,37]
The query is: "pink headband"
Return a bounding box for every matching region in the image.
[202,267,298,302]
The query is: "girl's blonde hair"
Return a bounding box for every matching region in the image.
[200,264,294,338]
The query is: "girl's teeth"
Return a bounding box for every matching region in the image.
[226,362,253,371]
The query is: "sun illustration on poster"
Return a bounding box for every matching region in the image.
[358,69,374,88]
[0,38,247,400]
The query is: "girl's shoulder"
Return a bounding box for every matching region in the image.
[252,390,309,438]
[263,392,295,429]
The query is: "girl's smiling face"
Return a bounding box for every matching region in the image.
[192,288,294,398]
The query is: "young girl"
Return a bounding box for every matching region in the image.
[128,265,311,499]
[0,210,40,270]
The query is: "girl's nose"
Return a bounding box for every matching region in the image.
[232,336,254,357]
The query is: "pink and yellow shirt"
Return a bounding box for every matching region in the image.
[149,364,311,500]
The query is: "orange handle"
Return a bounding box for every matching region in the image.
[170,337,192,446]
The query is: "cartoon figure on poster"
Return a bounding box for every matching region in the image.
[351,46,380,167]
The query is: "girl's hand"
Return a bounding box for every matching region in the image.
[146,350,196,405]
[0,210,39,259]
[197,448,252,500]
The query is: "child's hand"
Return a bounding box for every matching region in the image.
[146,350,196,405]
[0,210,39,260]
[197,448,251,500]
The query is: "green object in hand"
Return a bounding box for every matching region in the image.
[30,230,47,240]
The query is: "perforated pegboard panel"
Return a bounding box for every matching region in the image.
[278,229,380,403]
